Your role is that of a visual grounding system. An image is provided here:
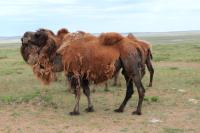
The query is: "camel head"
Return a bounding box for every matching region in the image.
[21,28,65,84]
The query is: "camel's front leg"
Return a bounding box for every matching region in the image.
[70,87,81,115]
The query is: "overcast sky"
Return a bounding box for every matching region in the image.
[0,0,200,36]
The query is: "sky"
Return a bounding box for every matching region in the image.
[0,0,200,36]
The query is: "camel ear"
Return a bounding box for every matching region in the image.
[34,30,48,47]
[57,28,69,37]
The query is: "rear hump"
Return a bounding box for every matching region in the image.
[99,32,123,46]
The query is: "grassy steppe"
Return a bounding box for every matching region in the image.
[0,34,200,133]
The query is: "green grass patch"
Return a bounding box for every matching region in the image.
[0,96,18,103]
[120,128,128,132]
[144,96,159,103]
[10,112,21,118]
[169,67,179,70]
[153,43,200,62]
[40,94,53,103]
[164,128,184,133]
[0,56,7,59]
[19,91,40,103]
[163,128,187,133]
[0,90,40,104]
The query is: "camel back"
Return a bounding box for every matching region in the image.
[99,32,123,46]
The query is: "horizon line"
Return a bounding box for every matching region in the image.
[1,30,200,37]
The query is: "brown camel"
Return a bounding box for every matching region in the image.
[21,29,146,115]
[57,32,145,115]
[127,33,154,87]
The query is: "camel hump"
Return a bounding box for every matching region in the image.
[99,32,123,46]
[57,28,69,36]
[77,30,86,35]
[127,33,137,41]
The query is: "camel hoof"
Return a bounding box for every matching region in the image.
[85,107,94,112]
[69,111,80,115]
[132,111,142,115]
[114,108,123,113]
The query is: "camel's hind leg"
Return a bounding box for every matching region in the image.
[132,74,145,115]
[118,50,145,115]
[81,78,94,112]
[114,73,134,112]
[146,58,154,87]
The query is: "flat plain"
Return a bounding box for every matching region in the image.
[0,32,200,133]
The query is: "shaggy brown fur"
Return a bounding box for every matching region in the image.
[57,31,93,52]
[127,33,154,87]
[21,28,68,84]
[57,28,69,37]
[60,38,120,84]
[21,28,93,85]
[57,32,145,115]
[99,32,123,46]
[60,31,121,91]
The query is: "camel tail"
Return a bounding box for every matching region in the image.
[148,49,153,60]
